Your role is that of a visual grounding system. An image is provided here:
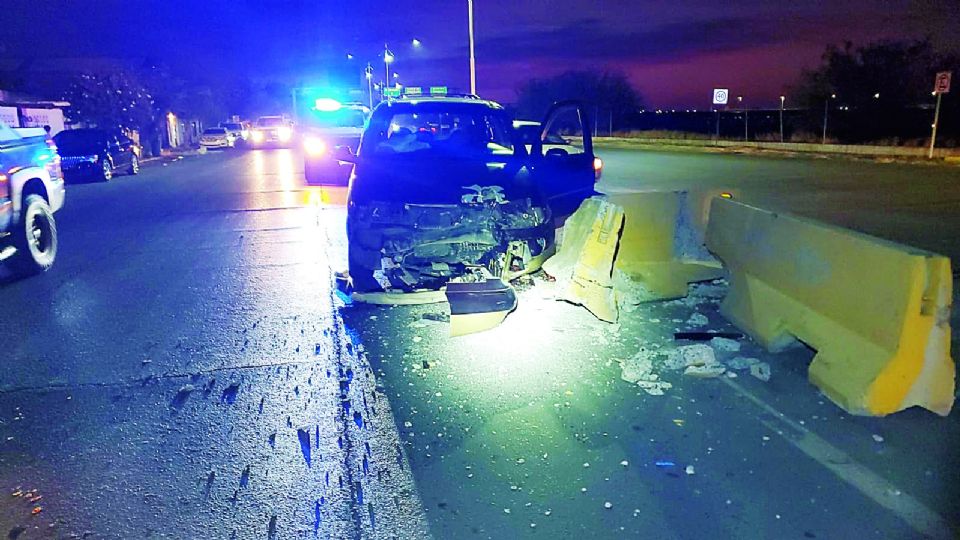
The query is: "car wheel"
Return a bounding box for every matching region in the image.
[128,154,140,175]
[101,159,113,181]
[9,194,57,276]
[347,254,382,293]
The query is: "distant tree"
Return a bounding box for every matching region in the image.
[61,71,155,132]
[794,39,954,109]
[515,71,644,131]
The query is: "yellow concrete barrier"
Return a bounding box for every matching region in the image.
[544,192,725,321]
[608,191,723,307]
[543,197,624,321]
[706,198,955,416]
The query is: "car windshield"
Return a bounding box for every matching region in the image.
[53,130,107,153]
[203,128,227,135]
[514,122,567,145]
[0,121,20,143]
[221,123,242,130]
[367,106,514,158]
[257,117,284,128]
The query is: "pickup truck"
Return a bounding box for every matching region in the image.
[0,122,65,276]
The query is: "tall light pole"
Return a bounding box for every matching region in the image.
[929,90,944,159]
[365,64,374,109]
[737,96,747,141]
[467,0,477,95]
[779,95,785,143]
[822,93,835,144]
[383,45,395,93]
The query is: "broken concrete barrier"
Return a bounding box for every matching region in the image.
[706,197,955,416]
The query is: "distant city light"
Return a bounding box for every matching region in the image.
[384,50,395,64]
[874,93,880,98]
[412,39,422,47]
[346,53,354,60]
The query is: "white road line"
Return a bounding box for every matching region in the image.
[721,377,956,540]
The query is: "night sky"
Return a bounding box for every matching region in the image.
[2,0,957,107]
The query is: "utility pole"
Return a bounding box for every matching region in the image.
[821,94,835,144]
[467,0,477,95]
[365,64,374,110]
[779,95,785,143]
[929,91,943,159]
[383,45,394,96]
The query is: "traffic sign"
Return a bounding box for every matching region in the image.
[934,71,951,94]
[404,87,423,96]
[383,87,401,98]
[430,86,448,95]
[713,88,729,105]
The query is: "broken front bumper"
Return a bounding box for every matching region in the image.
[347,198,554,292]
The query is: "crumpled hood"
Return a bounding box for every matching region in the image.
[349,156,539,206]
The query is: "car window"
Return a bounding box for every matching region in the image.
[0,121,20,143]
[369,109,514,158]
[542,106,585,156]
[257,117,284,128]
[203,128,227,135]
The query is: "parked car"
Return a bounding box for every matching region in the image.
[54,128,140,182]
[200,127,236,149]
[249,116,294,148]
[220,122,247,142]
[0,122,65,276]
[343,96,598,294]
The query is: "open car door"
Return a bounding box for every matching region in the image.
[531,101,598,221]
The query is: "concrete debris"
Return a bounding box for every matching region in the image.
[619,348,674,396]
[728,356,761,370]
[684,363,727,378]
[686,312,709,327]
[664,344,717,370]
[750,362,772,382]
[711,337,741,352]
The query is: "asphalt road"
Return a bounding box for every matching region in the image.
[0,147,957,539]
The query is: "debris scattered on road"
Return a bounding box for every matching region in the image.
[655,460,675,468]
[684,363,726,378]
[604,501,613,509]
[711,337,741,352]
[619,348,673,395]
[872,434,885,443]
[685,465,696,475]
[674,331,743,341]
[686,312,709,327]
[750,362,772,382]
[728,356,761,370]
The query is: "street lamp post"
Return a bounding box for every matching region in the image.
[467,0,477,95]
[737,96,747,141]
[365,64,374,109]
[383,45,395,97]
[929,90,944,159]
[779,95,785,143]
[822,93,835,144]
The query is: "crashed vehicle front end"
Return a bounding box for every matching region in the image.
[347,188,553,292]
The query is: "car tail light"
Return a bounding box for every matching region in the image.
[593,156,603,180]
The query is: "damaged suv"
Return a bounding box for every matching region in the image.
[342,96,597,298]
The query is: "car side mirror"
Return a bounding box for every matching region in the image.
[334,145,357,163]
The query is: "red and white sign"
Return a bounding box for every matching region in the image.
[934,71,951,94]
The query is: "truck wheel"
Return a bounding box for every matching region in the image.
[128,154,140,175]
[9,194,57,276]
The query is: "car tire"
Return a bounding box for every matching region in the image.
[347,254,382,293]
[9,194,57,276]
[128,154,140,175]
[100,158,113,181]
